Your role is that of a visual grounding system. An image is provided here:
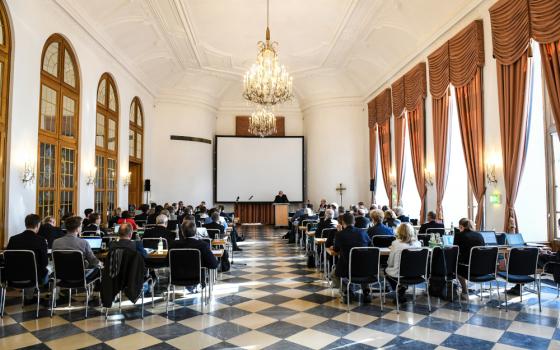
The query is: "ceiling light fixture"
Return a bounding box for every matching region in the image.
[249,106,277,137]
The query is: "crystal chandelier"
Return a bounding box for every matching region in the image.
[249,106,277,137]
[243,0,293,107]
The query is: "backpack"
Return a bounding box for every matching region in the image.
[219,250,231,272]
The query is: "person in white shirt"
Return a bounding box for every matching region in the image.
[384,223,421,303]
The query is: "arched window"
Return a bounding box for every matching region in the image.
[0,1,11,246]
[37,34,80,222]
[95,73,119,222]
[128,97,143,208]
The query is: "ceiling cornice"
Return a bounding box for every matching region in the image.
[300,96,365,113]
[155,92,218,113]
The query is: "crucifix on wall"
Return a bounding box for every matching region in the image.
[336,183,346,207]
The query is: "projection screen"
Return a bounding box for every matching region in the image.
[215,136,304,202]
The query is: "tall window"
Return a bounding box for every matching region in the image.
[0,1,10,247]
[128,97,143,208]
[95,73,119,222]
[374,128,389,207]
[37,34,80,222]
[401,115,421,220]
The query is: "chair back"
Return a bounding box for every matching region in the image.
[372,235,396,248]
[468,246,498,277]
[307,222,318,231]
[399,248,430,278]
[200,238,211,247]
[167,220,178,231]
[495,232,507,245]
[3,250,38,289]
[320,228,337,239]
[507,247,539,276]
[349,247,380,279]
[426,228,445,236]
[142,237,168,250]
[206,229,221,239]
[169,248,202,286]
[417,234,431,247]
[430,246,459,278]
[52,250,86,288]
[81,231,99,237]
[136,220,147,227]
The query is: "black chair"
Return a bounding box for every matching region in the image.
[372,235,396,248]
[496,232,507,245]
[497,247,540,312]
[430,246,460,304]
[417,234,431,247]
[166,249,208,314]
[51,250,101,318]
[136,220,147,228]
[167,220,178,231]
[142,238,169,274]
[461,246,499,309]
[206,229,222,240]
[542,261,560,298]
[344,247,382,312]
[426,228,446,236]
[1,250,43,318]
[386,247,431,313]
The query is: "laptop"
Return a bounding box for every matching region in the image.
[480,231,498,246]
[113,224,120,234]
[442,235,454,246]
[506,233,526,247]
[83,237,103,252]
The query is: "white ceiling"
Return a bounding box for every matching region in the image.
[57,0,482,107]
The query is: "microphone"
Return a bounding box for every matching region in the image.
[236,196,240,202]
[248,195,254,200]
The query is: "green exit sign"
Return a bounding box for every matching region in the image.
[489,193,501,204]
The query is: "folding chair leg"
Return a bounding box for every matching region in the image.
[520,285,523,302]
[426,281,431,312]
[50,286,55,318]
[378,277,383,312]
[396,283,400,314]
[504,282,508,312]
[36,287,40,319]
[85,288,90,319]
[141,290,145,319]
[165,285,171,315]
[0,287,5,318]
[346,279,350,313]
[537,277,541,312]
[151,283,155,308]
[68,289,72,308]
[413,285,416,304]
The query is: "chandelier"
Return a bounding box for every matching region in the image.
[249,106,277,137]
[243,0,293,107]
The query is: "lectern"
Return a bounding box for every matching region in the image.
[273,203,289,227]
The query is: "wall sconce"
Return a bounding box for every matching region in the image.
[86,166,97,186]
[424,165,434,187]
[485,153,500,185]
[123,172,131,187]
[21,162,35,184]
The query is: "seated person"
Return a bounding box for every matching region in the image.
[110,223,146,258]
[171,221,219,271]
[354,208,371,229]
[418,211,445,234]
[147,205,163,225]
[135,204,149,223]
[394,207,410,223]
[195,201,207,214]
[318,199,327,212]
[367,209,394,237]
[453,218,484,300]
[108,208,121,228]
[7,214,50,304]
[117,210,138,231]
[168,206,177,221]
[53,216,102,279]
[383,209,401,229]
[176,201,186,216]
[82,213,107,236]
[316,208,338,238]
[142,214,176,244]
[204,212,242,251]
[81,208,94,228]
[384,223,422,303]
[332,213,372,303]
[38,215,65,249]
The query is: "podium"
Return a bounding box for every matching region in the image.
[273,203,289,227]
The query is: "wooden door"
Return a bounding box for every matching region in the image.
[128,161,142,207]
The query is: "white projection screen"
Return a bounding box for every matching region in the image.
[215,136,304,202]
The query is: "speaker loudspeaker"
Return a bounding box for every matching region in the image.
[144,179,151,192]
[369,178,376,192]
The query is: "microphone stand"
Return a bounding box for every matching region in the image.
[231,196,246,266]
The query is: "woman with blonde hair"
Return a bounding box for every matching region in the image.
[384,223,421,302]
[383,209,401,229]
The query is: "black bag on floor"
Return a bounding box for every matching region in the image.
[219,250,231,272]
[307,253,316,268]
[429,277,458,301]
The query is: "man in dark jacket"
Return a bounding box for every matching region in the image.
[7,214,49,303]
[418,211,445,234]
[316,209,338,238]
[38,216,65,248]
[82,213,107,236]
[332,213,372,303]
[147,205,163,225]
[367,209,394,237]
[134,204,149,223]
[142,214,176,244]
[111,223,146,258]
[354,208,371,229]
[171,221,219,270]
[454,218,484,300]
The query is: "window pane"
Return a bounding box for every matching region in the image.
[42,42,59,76]
[107,158,116,190]
[130,102,135,123]
[60,147,75,189]
[63,50,76,88]
[40,85,57,132]
[95,191,104,214]
[401,117,421,221]
[129,129,135,157]
[38,191,55,218]
[97,79,106,105]
[136,132,142,159]
[0,61,3,112]
[96,113,105,147]
[108,118,116,151]
[95,155,105,189]
[0,17,4,46]
[136,103,142,127]
[107,191,116,213]
[60,191,73,217]
[62,96,75,137]
[108,84,116,111]
[39,143,56,188]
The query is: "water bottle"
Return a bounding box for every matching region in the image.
[157,237,163,252]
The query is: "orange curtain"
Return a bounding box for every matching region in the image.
[431,91,451,221]
[540,42,560,140]
[369,125,378,203]
[455,68,486,228]
[407,104,426,223]
[394,115,406,207]
[378,119,393,208]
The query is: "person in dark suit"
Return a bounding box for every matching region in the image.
[135,204,149,223]
[204,212,242,251]
[418,211,445,234]
[171,221,219,270]
[82,213,107,236]
[332,212,372,303]
[7,214,50,303]
[142,214,176,244]
[454,218,484,300]
[81,208,94,228]
[38,216,65,248]
[383,210,401,229]
[110,223,146,258]
[273,191,289,203]
[147,205,163,225]
[394,207,410,223]
[316,209,338,238]
[354,208,371,229]
[367,209,394,238]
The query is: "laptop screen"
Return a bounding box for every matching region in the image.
[113,224,120,234]
[83,237,102,250]
[480,231,498,246]
[506,233,525,246]
[442,235,454,246]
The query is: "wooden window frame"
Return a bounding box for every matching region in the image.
[0,0,10,247]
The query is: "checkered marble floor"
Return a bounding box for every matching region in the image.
[1,226,560,350]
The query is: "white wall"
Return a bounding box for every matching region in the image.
[148,101,215,206]
[4,0,154,239]
[303,100,370,208]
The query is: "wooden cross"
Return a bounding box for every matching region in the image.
[336,183,346,207]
